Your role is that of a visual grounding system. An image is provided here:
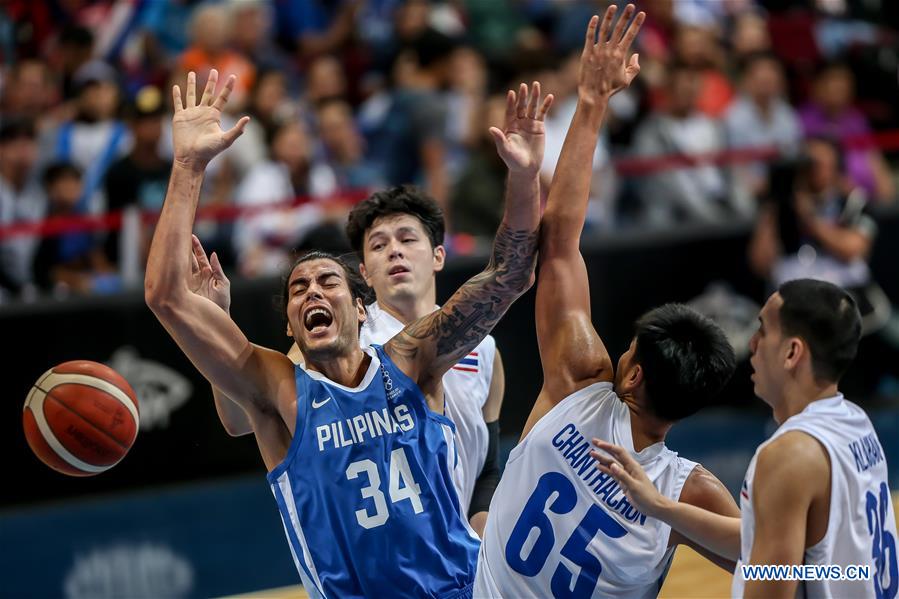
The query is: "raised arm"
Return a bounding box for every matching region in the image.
[145,71,291,413]
[385,82,552,398]
[187,234,254,437]
[536,6,644,409]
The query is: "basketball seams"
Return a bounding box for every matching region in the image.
[41,373,140,428]
[52,362,138,411]
[25,389,108,474]
[45,392,130,450]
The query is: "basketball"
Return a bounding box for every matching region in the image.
[23,361,140,477]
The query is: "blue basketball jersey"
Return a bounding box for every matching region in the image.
[267,345,480,599]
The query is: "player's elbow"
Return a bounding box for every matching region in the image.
[221,420,253,437]
[144,277,184,317]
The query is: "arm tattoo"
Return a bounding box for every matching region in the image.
[391,223,538,375]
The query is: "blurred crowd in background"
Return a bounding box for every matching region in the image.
[1,0,898,304]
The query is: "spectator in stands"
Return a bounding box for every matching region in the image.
[730,11,773,67]
[228,69,303,180]
[633,62,750,226]
[748,137,896,396]
[725,52,802,196]
[52,25,95,101]
[0,120,46,300]
[275,0,362,62]
[540,50,617,228]
[233,120,339,277]
[450,93,508,240]
[369,28,457,218]
[177,3,255,112]
[33,163,117,295]
[38,60,129,216]
[316,99,383,191]
[749,138,882,325]
[673,25,734,117]
[227,0,291,74]
[0,59,58,125]
[445,45,489,180]
[799,62,894,203]
[104,86,172,267]
[304,54,349,106]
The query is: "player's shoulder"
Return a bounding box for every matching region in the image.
[755,430,831,487]
[679,464,740,516]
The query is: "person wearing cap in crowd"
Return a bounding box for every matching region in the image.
[104,86,172,267]
[39,59,129,216]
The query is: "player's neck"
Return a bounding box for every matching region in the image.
[621,395,672,451]
[378,290,437,325]
[306,347,371,387]
[772,380,840,424]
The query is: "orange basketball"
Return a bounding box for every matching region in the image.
[23,361,139,476]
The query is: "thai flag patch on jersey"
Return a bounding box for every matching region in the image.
[741,480,749,500]
[452,352,479,373]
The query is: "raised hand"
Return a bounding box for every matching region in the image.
[172,70,250,171]
[579,4,645,104]
[489,82,554,176]
[188,234,231,312]
[590,438,670,518]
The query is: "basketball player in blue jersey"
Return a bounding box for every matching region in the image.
[145,70,552,598]
[198,186,505,537]
[474,6,743,598]
[592,279,898,599]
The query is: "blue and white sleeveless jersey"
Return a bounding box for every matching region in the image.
[267,345,480,599]
[733,395,897,599]
[474,382,697,599]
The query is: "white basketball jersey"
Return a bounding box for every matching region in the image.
[359,302,496,516]
[475,382,697,599]
[733,395,897,599]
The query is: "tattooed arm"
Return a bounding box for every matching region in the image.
[385,82,552,406]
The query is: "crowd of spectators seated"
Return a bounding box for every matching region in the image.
[1,0,898,304]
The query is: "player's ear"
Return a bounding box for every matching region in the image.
[433,245,446,273]
[629,363,643,388]
[286,323,293,338]
[359,262,373,288]
[355,297,366,324]
[784,337,804,370]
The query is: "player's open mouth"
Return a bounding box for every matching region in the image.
[304,307,334,334]
[388,265,410,277]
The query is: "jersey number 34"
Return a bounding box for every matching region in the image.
[346,447,424,529]
[505,471,628,599]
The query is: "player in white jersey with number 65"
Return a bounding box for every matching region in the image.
[473,5,743,599]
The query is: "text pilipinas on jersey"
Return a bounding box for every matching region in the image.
[316,404,415,451]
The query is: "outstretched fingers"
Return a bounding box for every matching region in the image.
[537,93,554,121]
[210,251,226,280]
[584,14,599,52]
[516,82,528,118]
[611,4,634,44]
[192,234,212,272]
[212,74,238,112]
[172,85,183,113]
[597,4,617,44]
[185,71,197,108]
[503,88,517,127]
[200,69,218,106]
[526,81,541,119]
[222,116,250,148]
[621,10,646,51]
